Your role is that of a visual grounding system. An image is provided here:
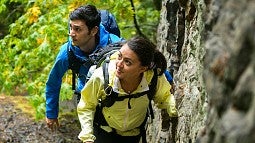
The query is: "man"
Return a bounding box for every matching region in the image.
[45,4,123,131]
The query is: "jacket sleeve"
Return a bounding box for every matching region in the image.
[153,75,178,117]
[77,68,103,142]
[45,44,69,119]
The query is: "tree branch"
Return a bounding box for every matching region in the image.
[129,0,148,39]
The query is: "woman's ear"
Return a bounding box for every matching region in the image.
[140,66,148,73]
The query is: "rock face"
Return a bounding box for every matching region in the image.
[200,0,255,142]
[147,0,255,142]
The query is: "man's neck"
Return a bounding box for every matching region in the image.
[79,37,96,54]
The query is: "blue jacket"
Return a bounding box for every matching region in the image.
[45,24,123,119]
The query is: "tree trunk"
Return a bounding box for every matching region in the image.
[146,0,255,142]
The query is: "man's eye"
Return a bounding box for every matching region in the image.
[74,27,81,32]
[70,25,81,32]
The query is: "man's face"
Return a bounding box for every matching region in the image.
[69,20,93,48]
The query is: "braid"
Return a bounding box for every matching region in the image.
[153,50,167,75]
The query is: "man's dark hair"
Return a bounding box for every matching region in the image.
[69,4,101,31]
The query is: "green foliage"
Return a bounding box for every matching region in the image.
[60,82,74,101]
[0,0,29,39]
[28,93,46,120]
[0,0,160,120]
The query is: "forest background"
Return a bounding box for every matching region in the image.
[1,0,255,142]
[0,0,161,120]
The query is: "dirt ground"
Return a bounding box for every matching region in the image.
[0,95,81,143]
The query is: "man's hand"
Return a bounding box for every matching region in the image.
[46,117,60,131]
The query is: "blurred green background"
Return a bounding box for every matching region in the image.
[0,0,161,119]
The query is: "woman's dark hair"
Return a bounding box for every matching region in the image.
[126,36,167,75]
[69,5,101,31]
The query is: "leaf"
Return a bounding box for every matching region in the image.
[27,6,41,24]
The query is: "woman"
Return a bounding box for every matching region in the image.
[77,36,178,143]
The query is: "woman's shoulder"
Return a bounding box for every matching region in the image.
[144,70,154,83]
[144,70,171,89]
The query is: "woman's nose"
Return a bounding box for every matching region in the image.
[116,60,124,68]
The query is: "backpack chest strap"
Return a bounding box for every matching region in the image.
[101,90,150,108]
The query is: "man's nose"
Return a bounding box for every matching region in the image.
[69,29,75,36]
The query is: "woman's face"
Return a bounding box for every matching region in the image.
[115,44,147,80]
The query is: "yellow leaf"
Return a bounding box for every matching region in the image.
[68,0,89,12]
[27,6,41,24]
[37,38,44,45]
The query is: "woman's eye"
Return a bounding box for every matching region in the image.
[117,54,122,60]
[125,60,131,66]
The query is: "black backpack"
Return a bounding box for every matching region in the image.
[67,42,122,91]
[100,10,120,37]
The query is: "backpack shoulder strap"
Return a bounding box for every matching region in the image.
[67,42,96,91]
[148,69,158,100]
[67,43,78,91]
[102,55,111,90]
[140,69,157,143]
[93,58,114,127]
[148,69,158,118]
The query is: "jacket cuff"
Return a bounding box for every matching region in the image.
[79,133,96,142]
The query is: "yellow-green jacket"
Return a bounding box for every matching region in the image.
[77,58,178,142]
